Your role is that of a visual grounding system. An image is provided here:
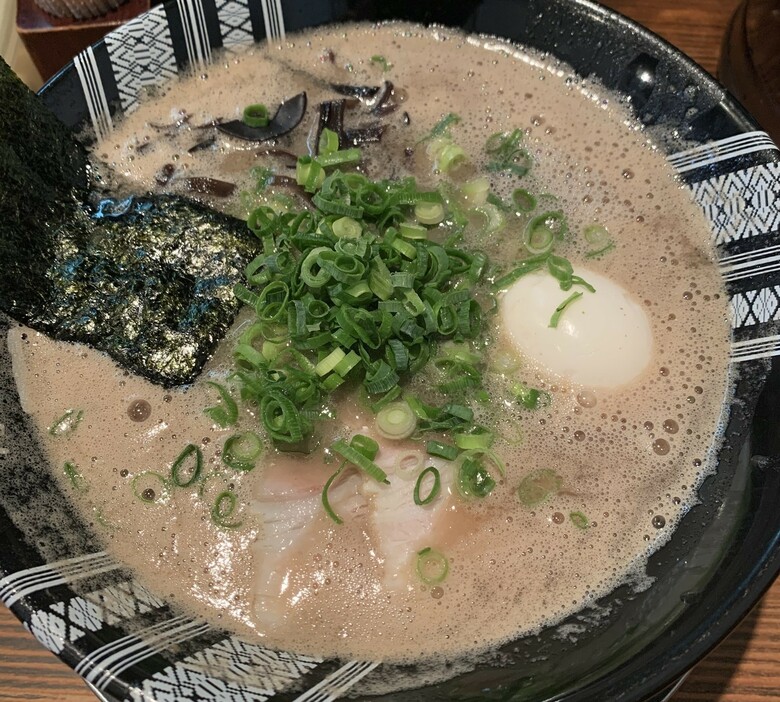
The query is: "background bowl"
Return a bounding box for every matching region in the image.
[2,1,780,700]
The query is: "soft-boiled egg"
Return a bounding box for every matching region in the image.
[499,267,653,389]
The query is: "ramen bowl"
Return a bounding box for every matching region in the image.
[1,1,779,701]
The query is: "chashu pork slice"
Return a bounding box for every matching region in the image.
[362,442,465,591]
[248,450,368,628]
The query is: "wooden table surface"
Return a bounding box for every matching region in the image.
[3,0,779,700]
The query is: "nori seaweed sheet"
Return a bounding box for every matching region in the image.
[0,58,258,387]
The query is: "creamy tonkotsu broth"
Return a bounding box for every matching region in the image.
[9,22,731,670]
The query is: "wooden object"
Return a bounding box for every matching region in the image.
[15,0,150,81]
[4,2,779,701]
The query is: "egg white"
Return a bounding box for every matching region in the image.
[499,267,653,389]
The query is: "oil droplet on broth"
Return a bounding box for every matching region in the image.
[652,438,671,455]
[662,419,679,434]
[652,515,666,529]
[127,399,152,422]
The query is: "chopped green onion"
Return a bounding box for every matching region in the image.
[525,211,567,255]
[571,275,596,293]
[204,382,238,427]
[549,291,583,328]
[296,156,325,192]
[63,461,88,492]
[399,221,428,240]
[312,192,364,217]
[390,234,417,259]
[211,490,243,529]
[197,470,229,500]
[249,166,275,193]
[93,506,117,531]
[231,133,496,453]
[233,344,272,370]
[474,389,490,403]
[334,350,361,376]
[414,466,441,506]
[314,148,362,169]
[365,360,400,394]
[434,345,483,392]
[315,348,346,376]
[322,464,346,524]
[457,456,496,499]
[332,216,362,238]
[170,443,203,488]
[331,438,388,483]
[300,246,333,288]
[418,113,461,143]
[49,409,83,437]
[415,201,445,225]
[485,129,531,175]
[570,511,590,529]
[376,401,417,440]
[485,131,513,154]
[492,253,549,290]
[460,177,490,206]
[246,204,274,234]
[242,103,269,128]
[318,127,340,155]
[473,203,505,232]
[437,343,482,367]
[370,55,392,71]
[461,448,505,477]
[585,242,616,259]
[322,372,344,392]
[489,350,521,374]
[350,434,379,461]
[512,188,537,212]
[262,340,284,362]
[454,427,494,451]
[546,254,574,290]
[486,192,510,211]
[394,450,425,480]
[517,468,562,507]
[221,432,263,472]
[583,223,611,249]
[416,547,449,584]
[262,391,308,444]
[369,385,403,413]
[426,440,459,461]
[131,471,170,505]
[511,383,551,410]
[436,142,467,173]
[524,218,554,255]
